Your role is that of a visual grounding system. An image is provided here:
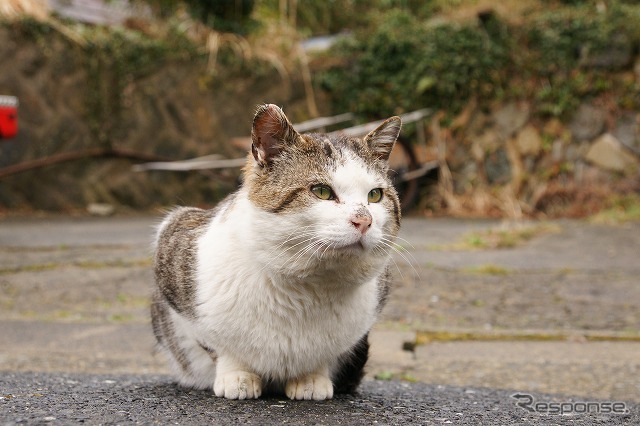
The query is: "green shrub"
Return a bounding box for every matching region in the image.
[145,0,256,34]
[525,6,613,74]
[319,2,640,120]
[318,9,510,118]
[521,2,640,116]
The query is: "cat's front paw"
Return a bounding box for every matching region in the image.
[286,374,334,400]
[214,371,262,400]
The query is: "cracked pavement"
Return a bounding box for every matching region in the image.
[0,215,638,424]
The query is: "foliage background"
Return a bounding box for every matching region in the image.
[0,0,639,215]
[316,1,640,119]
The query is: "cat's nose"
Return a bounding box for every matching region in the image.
[351,216,372,234]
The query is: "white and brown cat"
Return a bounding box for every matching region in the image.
[152,104,402,400]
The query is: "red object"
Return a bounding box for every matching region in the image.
[0,96,19,139]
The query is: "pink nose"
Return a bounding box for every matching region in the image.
[351,216,372,234]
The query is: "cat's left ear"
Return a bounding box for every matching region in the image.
[363,116,402,161]
[251,104,300,167]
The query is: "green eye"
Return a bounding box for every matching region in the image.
[368,188,383,203]
[311,185,334,200]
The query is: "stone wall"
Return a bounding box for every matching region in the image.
[432,100,640,217]
[1,20,638,216]
[0,23,309,212]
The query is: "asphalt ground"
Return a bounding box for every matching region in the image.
[1,372,637,425]
[0,215,639,424]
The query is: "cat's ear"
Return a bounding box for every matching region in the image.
[363,116,402,161]
[251,104,299,166]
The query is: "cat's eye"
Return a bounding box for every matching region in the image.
[368,188,383,203]
[311,184,335,200]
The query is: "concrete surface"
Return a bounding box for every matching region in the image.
[0,215,639,424]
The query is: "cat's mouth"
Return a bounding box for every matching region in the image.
[333,240,365,252]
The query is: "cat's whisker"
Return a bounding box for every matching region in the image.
[378,239,421,279]
[259,232,320,274]
[390,234,417,250]
[270,227,319,254]
[381,239,419,272]
[376,241,410,278]
[380,246,405,279]
[319,240,335,259]
[278,226,332,268]
[304,240,330,270]
[381,234,420,266]
[276,227,323,250]
[288,239,323,267]
[299,241,328,270]
[367,242,407,279]
[277,237,320,265]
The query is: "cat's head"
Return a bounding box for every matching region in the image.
[244,104,401,270]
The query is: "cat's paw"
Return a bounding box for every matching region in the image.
[286,374,334,400]
[214,371,262,400]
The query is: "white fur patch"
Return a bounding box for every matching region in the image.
[316,152,390,250]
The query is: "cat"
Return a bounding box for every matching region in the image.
[151,104,402,400]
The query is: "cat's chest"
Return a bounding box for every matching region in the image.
[195,273,378,375]
[199,273,377,334]
[262,277,375,329]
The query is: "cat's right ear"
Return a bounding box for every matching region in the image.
[251,104,299,167]
[363,116,402,161]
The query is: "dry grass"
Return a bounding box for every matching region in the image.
[0,1,319,116]
[0,0,49,20]
[431,112,528,219]
[590,193,640,224]
[0,0,89,46]
[533,183,599,217]
[461,222,561,249]
[463,264,512,275]
[430,221,561,251]
[150,10,319,117]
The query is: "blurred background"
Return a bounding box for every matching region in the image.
[0,0,639,218]
[1,1,639,406]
